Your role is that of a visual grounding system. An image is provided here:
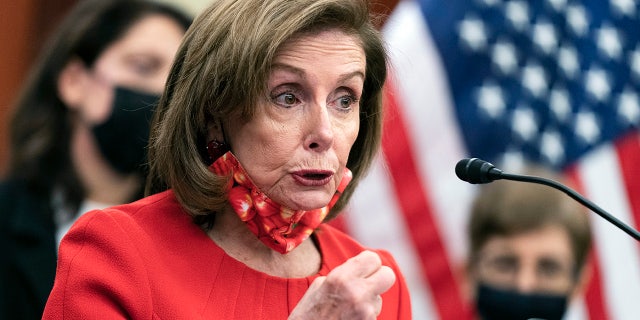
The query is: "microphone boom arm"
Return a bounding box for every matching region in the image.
[496,171,640,241]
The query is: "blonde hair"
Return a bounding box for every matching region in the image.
[146,0,387,226]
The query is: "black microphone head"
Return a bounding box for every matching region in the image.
[455,158,502,184]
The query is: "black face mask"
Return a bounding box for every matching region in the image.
[92,86,160,175]
[476,283,568,320]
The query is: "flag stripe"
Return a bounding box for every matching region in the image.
[381,82,472,320]
[383,0,475,266]
[566,166,609,320]
[584,252,609,320]
[347,156,439,319]
[615,132,640,239]
[578,145,640,320]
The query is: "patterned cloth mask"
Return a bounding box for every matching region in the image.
[209,151,352,254]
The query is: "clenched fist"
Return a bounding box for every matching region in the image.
[289,250,396,319]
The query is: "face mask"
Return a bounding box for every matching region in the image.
[475,283,568,320]
[209,151,352,254]
[92,86,160,174]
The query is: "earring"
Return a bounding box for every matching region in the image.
[207,139,230,162]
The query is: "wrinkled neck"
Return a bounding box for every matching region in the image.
[207,205,322,278]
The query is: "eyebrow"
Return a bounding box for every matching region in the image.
[271,63,366,83]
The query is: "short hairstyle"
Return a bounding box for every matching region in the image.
[467,166,592,274]
[146,0,388,226]
[8,0,191,213]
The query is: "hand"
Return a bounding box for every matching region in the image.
[289,250,396,320]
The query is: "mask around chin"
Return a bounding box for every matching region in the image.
[91,86,160,175]
[209,151,353,254]
[475,282,568,320]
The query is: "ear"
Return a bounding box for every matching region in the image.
[570,260,593,301]
[57,58,89,109]
[206,119,225,143]
[458,259,477,303]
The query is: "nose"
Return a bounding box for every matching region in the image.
[514,267,538,293]
[304,102,334,151]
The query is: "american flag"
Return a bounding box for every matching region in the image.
[339,0,640,319]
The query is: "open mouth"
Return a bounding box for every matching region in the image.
[304,173,330,180]
[292,170,334,186]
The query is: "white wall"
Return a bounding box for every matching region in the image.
[154,0,210,17]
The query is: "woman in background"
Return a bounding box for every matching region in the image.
[0,0,190,318]
[464,166,592,320]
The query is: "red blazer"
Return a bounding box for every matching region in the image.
[43,190,412,319]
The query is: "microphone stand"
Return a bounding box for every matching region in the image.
[497,172,640,241]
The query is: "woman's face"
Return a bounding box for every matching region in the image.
[70,14,185,124]
[225,29,366,211]
[472,224,577,295]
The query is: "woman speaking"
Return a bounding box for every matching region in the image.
[43,0,412,318]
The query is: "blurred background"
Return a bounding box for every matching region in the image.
[3,1,639,319]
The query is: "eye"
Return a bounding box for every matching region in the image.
[134,63,154,76]
[338,95,357,108]
[477,254,519,285]
[480,253,518,275]
[128,57,160,77]
[273,92,301,108]
[490,256,518,273]
[332,91,359,112]
[537,258,566,279]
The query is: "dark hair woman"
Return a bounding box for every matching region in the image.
[0,0,190,318]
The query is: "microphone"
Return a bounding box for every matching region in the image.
[455,158,503,184]
[455,158,640,241]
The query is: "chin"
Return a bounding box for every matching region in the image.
[285,192,333,211]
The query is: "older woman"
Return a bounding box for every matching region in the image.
[43,0,412,318]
